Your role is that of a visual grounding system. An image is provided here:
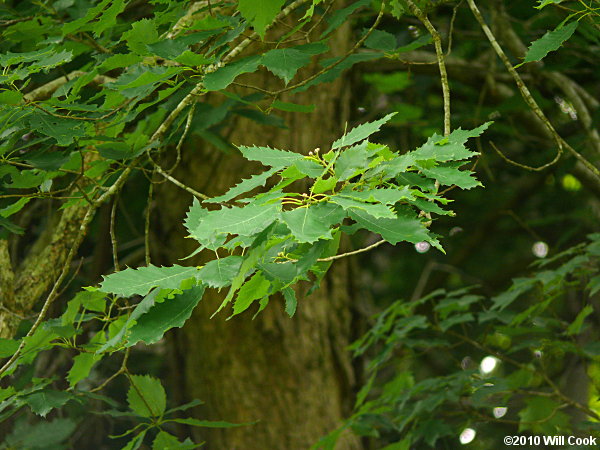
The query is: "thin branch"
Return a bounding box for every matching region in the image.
[317,239,386,262]
[145,181,153,266]
[490,141,561,172]
[89,348,130,393]
[151,160,210,200]
[110,195,120,272]
[406,0,451,136]
[446,1,462,56]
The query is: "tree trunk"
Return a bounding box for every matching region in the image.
[155,32,362,449]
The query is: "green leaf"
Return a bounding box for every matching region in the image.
[100,265,200,297]
[237,0,285,38]
[184,198,204,235]
[322,0,370,37]
[97,289,162,353]
[216,236,278,316]
[438,313,474,331]
[108,65,181,99]
[204,55,262,91]
[491,277,537,311]
[91,0,126,37]
[127,285,205,345]
[518,397,569,434]
[207,167,278,203]
[293,158,324,177]
[282,287,297,317]
[0,338,19,357]
[312,176,337,194]
[122,430,147,450]
[147,36,191,60]
[26,149,70,171]
[62,0,112,35]
[410,123,490,162]
[231,272,270,316]
[175,51,214,66]
[261,47,312,84]
[36,50,74,70]
[29,112,89,146]
[198,256,244,288]
[588,275,600,296]
[123,19,159,55]
[520,21,578,66]
[191,202,280,244]
[536,0,564,9]
[24,390,73,417]
[332,113,396,149]
[4,418,76,449]
[349,208,430,245]
[334,142,370,180]
[238,145,303,168]
[171,417,249,428]
[365,29,397,52]
[0,198,31,218]
[152,431,196,450]
[21,326,59,365]
[0,90,22,105]
[78,289,107,312]
[395,34,433,53]
[331,195,396,219]
[421,165,481,189]
[98,53,143,72]
[341,187,414,205]
[127,375,166,418]
[281,202,344,243]
[67,352,102,387]
[566,304,593,335]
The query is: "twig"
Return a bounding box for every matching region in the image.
[490,141,561,172]
[406,0,451,136]
[151,160,210,200]
[317,238,386,262]
[110,195,120,272]
[90,348,130,393]
[446,1,462,56]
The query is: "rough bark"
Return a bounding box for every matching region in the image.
[155,33,362,450]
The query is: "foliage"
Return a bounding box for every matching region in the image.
[99,116,488,320]
[317,234,600,448]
